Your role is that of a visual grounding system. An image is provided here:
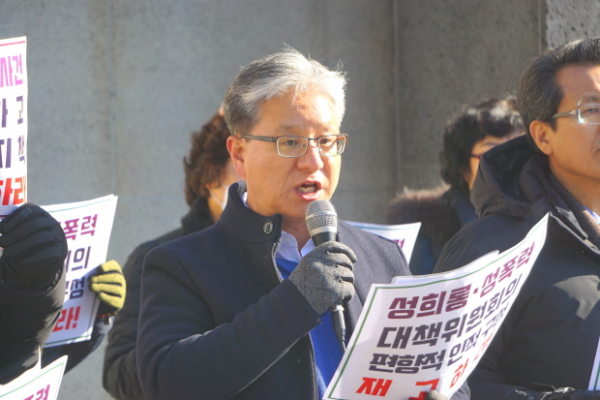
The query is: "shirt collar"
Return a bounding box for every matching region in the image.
[585,205,600,224]
[241,192,315,262]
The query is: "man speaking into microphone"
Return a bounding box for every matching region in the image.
[136,49,467,400]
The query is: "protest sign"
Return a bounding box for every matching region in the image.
[346,221,421,263]
[43,195,118,347]
[589,338,600,390]
[0,36,28,217]
[0,356,67,400]
[324,214,549,400]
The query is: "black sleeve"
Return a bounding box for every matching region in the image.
[102,241,154,400]
[137,246,320,400]
[40,316,106,372]
[0,267,65,384]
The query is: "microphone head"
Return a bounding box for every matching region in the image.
[306,200,338,238]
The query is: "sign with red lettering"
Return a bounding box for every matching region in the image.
[0,356,67,400]
[42,195,118,347]
[346,221,420,263]
[0,36,27,217]
[324,215,549,399]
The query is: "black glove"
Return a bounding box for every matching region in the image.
[508,388,600,400]
[425,390,451,400]
[288,241,356,316]
[90,260,126,316]
[0,203,67,290]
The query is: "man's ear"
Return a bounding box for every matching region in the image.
[227,135,246,178]
[529,120,554,156]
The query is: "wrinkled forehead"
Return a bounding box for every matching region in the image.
[255,89,341,135]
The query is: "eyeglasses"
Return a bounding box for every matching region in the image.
[240,134,348,158]
[551,101,600,125]
[470,153,484,160]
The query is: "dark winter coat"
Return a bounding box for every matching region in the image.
[0,265,65,384]
[102,197,212,400]
[387,186,477,275]
[136,182,412,400]
[433,136,600,400]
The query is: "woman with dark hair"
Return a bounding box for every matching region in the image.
[102,109,242,400]
[387,95,523,275]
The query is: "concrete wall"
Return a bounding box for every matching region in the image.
[1,1,396,399]
[0,1,597,399]
[393,0,541,191]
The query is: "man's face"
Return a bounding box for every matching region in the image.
[534,64,600,192]
[228,89,342,232]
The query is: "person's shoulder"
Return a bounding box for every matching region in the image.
[387,186,451,225]
[145,222,227,269]
[339,220,399,248]
[433,213,523,273]
[338,221,409,275]
[123,227,185,274]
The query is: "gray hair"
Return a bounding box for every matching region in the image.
[223,48,346,136]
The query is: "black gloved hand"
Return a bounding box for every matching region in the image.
[425,390,451,400]
[509,388,600,400]
[0,203,68,290]
[288,241,356,316]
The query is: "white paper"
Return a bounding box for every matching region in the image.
[0,36,28,217]
[0,356,67,400]
[588,337,600,390]
[43,195,118,347]
[325,214,549,400]
[346,221,421,263]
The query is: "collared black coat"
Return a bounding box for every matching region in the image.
[434,136,600,400]
[136,182,412,400]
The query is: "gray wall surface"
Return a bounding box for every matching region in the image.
[0,1,597,399]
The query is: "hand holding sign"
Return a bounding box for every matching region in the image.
[0,203,67,290]
[90,260,126,316]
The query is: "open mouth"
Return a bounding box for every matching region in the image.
[297,182,319,194]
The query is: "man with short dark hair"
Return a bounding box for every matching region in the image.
[434,37,600,400]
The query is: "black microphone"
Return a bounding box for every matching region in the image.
[305,200,347,352]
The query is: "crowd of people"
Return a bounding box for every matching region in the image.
[2,36,600,400]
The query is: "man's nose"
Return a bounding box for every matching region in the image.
[298,139,324,169]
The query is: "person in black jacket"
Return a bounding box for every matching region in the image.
[102,109,241,400]
[433,37,600,400]
[0,203,68,384]
[136,49,468,400]
[387,96,523,275]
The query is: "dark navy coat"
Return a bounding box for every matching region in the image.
[136,182,411,400]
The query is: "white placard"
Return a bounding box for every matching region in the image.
[588,337,600,390]
[325,214,548,400]
[0,356,67,400]
[43,195,118,347]
[0,36,28,217]
[346,221,421,264]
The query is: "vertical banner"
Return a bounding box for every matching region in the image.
[0,37,27,217]
[345,221,421,264]
[0,356,67,400]
[324,214,548,400]
[43,195,118,347]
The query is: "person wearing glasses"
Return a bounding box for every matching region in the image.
[134,49,460,400]
[432,38,600,400]
[387,96,523,275]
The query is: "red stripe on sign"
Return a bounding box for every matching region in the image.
[0,40,26,47]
